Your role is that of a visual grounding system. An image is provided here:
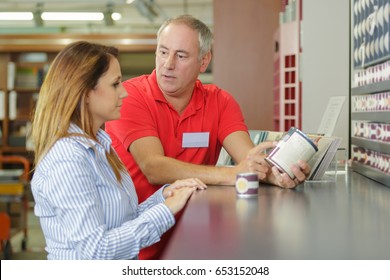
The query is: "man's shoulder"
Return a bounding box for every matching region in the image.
[201,82,234,100]
[122,74,156,99]
[201,82,219,91]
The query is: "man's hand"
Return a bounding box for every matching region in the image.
[269,160,311,188]
[233,141,311,189]
[234,141,276,181]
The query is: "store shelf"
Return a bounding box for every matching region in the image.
[351,112,390,122]
[352,162,390,187]
[350,0,390,187]
[351,80,390,95]
[0,34,157,160]
[351,137,390,154]
[273,0,302,132]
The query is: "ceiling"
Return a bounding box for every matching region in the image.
[0,0,214,34]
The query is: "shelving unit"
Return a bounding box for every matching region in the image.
[0,34,157,162]
[350,0,390,187]
[0,52,54,161]
[273,0,302,132]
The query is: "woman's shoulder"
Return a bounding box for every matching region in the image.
[32,137,89,183]
[42,137,90,165]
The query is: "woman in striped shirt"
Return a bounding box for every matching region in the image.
[30,41,206,260]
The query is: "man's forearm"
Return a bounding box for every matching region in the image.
[143,156,237,186]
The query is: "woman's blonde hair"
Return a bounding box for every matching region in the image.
[31,41,126,181]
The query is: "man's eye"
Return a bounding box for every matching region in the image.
[113,82,120,88]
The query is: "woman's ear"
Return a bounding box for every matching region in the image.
[85,89,94,104]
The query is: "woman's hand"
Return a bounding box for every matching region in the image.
[163,178,207,215]
[163,178,207,198]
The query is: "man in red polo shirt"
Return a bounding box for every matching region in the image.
[105,15,310,260]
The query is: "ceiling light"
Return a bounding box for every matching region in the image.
[0,11,122,23]
[0,12,33,21]
[112,13,122,21]
[41,12,105,21]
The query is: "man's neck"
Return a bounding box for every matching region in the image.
[164,93,192,115]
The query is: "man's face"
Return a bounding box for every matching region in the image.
[155,23,206,98]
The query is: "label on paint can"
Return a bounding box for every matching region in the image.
[235,173,259,197]
[265,127,318,179]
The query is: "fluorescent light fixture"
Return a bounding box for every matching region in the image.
[103,3,121,26]
[41,12,105,21]
[0,12,33,20]
[0,11,122,22]
[112,12,122,21]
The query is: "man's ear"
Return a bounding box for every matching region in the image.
[200,51,212,73]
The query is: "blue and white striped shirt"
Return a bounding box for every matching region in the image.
[31,124,175,260]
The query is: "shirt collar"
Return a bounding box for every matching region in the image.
[68,123,112,153]
[148,69,205,113]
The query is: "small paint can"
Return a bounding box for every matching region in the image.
[265,127,318,179]
[235,173,259,197]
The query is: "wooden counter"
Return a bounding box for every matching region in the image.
[162,169,390,259]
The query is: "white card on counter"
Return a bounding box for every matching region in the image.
[317,96,346,137]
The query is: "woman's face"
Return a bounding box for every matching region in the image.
[87,57,128,133]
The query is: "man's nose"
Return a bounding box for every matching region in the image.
[164,54,176,69]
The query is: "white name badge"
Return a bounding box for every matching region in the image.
[182,132,210,148]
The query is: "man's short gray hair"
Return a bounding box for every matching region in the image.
[157,14,213,60]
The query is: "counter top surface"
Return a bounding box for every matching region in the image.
[162,170,390,259]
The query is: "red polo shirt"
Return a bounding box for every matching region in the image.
[105,70,248,259]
